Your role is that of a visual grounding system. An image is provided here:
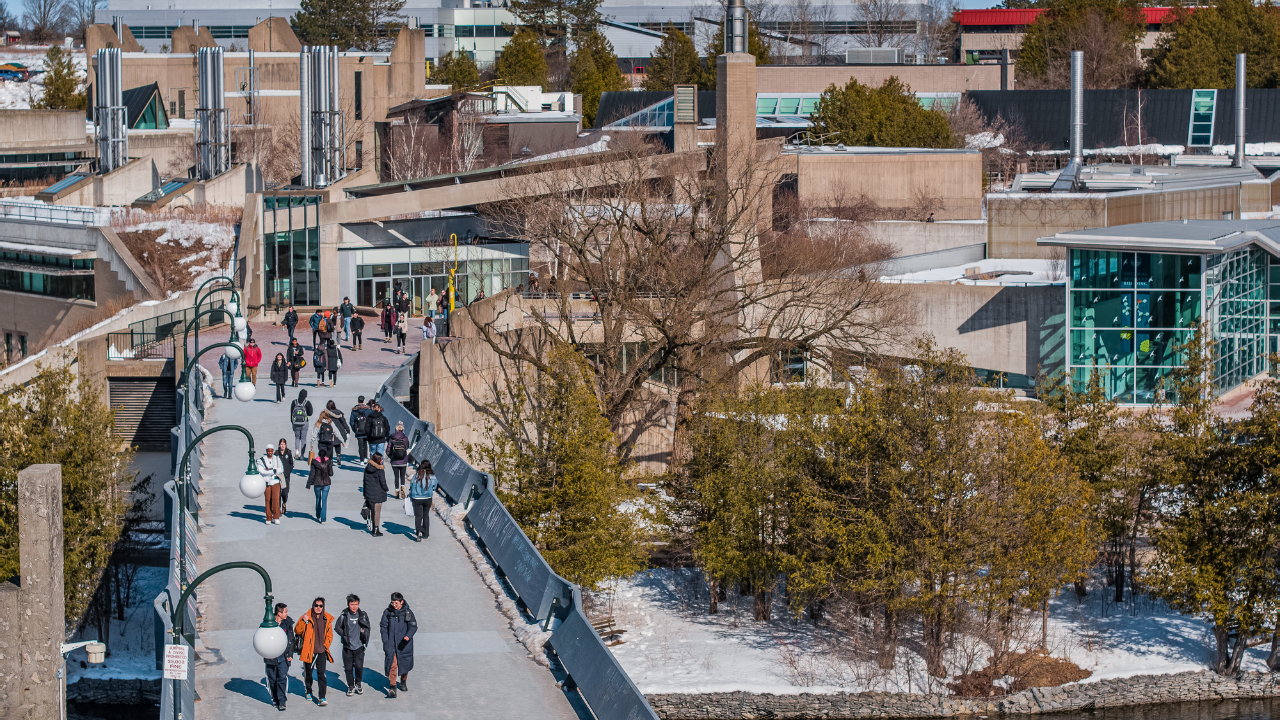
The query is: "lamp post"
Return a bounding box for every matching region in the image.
[173,424,262,586]
[168,561,286,720]
[177,341,256,427]
[192,276,242,354]
[58,640,105,720]
[180,309,247,385]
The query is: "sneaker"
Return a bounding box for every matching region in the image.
[414,535,421,543]
[318,698,328,706]
[387,688,397,699]
[277,704,286,711]
[305,693,312,701]
[346,687,354,697]
[355,684,363,695]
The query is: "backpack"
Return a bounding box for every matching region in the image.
[318,319,329,333]
[290,400,308,427]
[388,437,407,461]
[319,423,335,445]
[368,414,389,440]
[353,410,370,436]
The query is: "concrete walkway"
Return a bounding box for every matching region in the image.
[190,370,582,719]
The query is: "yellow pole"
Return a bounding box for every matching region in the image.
[448,233,458,313]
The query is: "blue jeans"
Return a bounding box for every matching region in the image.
[369,442,386,459]
[221,371,234,398]
[343,316,352,341]
[313,485,329,522]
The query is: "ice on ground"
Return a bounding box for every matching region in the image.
[605,568,1277,696]
[67,566,166,683]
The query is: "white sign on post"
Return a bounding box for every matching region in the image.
[163,644,188,680]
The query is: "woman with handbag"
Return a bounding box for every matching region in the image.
[325,339,343,387]
[306,451,332,523]
[394,312,408,354]
[312,344,328,387]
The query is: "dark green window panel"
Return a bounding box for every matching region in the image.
[1072,329,1135,367]
[1137,291,1200,329]
[1072,290,1131,328]
[1136,330,1189,366]
[1071,249,1133,289]
[1137,253,1200,289]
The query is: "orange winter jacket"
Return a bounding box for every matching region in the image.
[294,610,335,664]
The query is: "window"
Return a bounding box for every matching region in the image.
[755,97,778,115]
[778,97,801,115]
[354,71,363,120]
[1188,89,1216,146]
[800,97,820,115]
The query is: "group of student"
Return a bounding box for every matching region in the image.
[252,393,438,541]
[263,591,419,710]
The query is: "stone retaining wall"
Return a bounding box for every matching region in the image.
[647,671,1280,718]
[66,678,160,706]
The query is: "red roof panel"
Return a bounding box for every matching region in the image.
[952,7,1178,26]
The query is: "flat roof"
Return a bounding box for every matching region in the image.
[1039,220,1280,255]
[1013,162,1263,193]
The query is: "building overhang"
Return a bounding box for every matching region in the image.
[1038,220,1280,257]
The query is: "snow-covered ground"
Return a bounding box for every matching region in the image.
[66,565,166,683]
[111,209,238,287]
[881,258,1064,286]
[0,48,87,110]
[605,568,1275,696]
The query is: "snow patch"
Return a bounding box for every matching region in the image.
[1212,142,1280,157]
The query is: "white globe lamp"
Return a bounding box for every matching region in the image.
[233,381,256,402]
[239,465,265,499]
[253,623,289,659]
[233,315,247,333]
[224,341,243,360]
[226,300,239,316]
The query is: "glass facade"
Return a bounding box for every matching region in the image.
[1067,245,1272,403]
[355,256,529,314]
[264,229,320,308]
[0,252,94,301]
[1068,249,1203,404]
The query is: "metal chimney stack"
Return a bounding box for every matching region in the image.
[196,46,229,180]
[300,45,345,188]
[94,48,127,174]
[1235,53,1246,168]
[725,0,747,54]
[1070,50,1083,165]
[299,48,311,187]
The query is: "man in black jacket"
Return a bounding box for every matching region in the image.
[350,397,372,462]
[337,594,371,696]
[264,602,295,711]
[366,403,390,458]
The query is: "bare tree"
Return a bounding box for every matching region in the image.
[66,0,104,41]
[25,0,68,43]
[914,0,957,61]
[473,136,906,460]
[854,0,914,50]
[382,114,446,181]
[772,0,837,64]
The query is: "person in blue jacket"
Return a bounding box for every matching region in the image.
[380,592,417,698]
[408,461,438,542]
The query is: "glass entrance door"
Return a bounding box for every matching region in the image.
[374,280,391,308]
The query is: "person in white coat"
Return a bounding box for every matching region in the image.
[257,446,285,524]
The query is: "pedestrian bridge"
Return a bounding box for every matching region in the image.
[160,349,654,720]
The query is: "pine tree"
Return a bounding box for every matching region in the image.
[1016,0,1145,88]
[291,0,361,49]
[494,29,549,88]
[36,45,86,111]
[433,51,482,90]
[571,31,626,128]
[1146,0,1280,89]
[810,76,954,148]
[642,25,704,91]
[0,365,133,623]
[509,0,602,47]
[468,345,648,590]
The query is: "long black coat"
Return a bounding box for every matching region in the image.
[380,602,417,674]
[270,360,289,385]
[362,462,388,504]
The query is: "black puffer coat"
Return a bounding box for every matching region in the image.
[380,601,418,675]
[362,461,388,504]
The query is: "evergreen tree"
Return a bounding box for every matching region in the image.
[468,345,648,590]
[572,31,627,127]
[291,0,360,49]
[36,45,86,111]
[0,365,133,623]
[1146,0,1280,89]
[494,29,550,87]
[1016,0,1146,88]
[510,0,602,47]
[433,50,482,90]
[810,76,954,148]
[642,25,704,91]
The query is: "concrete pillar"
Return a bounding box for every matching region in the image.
[18,464,64,720]
[715,53,757,171]
[319,222,343,307]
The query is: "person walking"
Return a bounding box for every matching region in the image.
[269,353,289,402]
[422,313,437,345]
[336,594,370,696]
[283,306,299,341]
[394,312,408,354]
[366,403,390,458]
[318,312,334,347]
[340,297,355,343]
[362,452,388,536]
[350,313,365,350]
[426,288,438,321]
[263,602,295,711]
[257,445,284,524]
[307,451,333,523]
[408,461,438,542]
[286,338,305,387]
[387,422,410,499]
[380,302,397,343]
[309,309,323,348]
[289,389,313,458]
[314,418,339,474]
[324,400,352,466]
[295,597,335,706]
[395,288,411,316]
[350,397,372,462]
[217,350,239,399]
[312,343,328,387]
[380,592,417,698]
[277,438,294,515]
[243,337,262,385]
[325,340,343,387]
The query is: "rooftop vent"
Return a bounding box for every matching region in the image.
[846,48,904,65]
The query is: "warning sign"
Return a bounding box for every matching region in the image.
[163,644,188,680]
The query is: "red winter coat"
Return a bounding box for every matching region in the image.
[244,344,263,368]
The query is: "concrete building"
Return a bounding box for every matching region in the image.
[953,7,1176,60]
[0,110,93,186]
